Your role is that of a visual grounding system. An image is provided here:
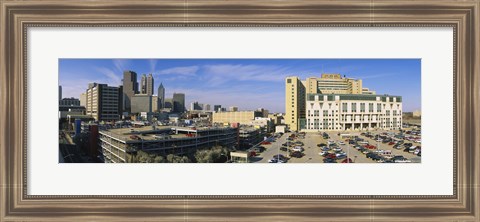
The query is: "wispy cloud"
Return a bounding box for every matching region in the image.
[350,73,399,79]
[59,76,104,99]
[94,67,122,86]
[148,59,157,73]
[202,64,290,86]
[112,59,130,73]
[157,66,199,76]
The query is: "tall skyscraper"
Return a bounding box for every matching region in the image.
[86,83,122,121]
[213,105,221,112]
[122,71,138,112]
[172,93,185,113]
[140,74,154,95]
[285,76,306,131]
[157,83,165,109]
[59,85,62,101]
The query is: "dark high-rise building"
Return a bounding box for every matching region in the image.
[140,74,154,96]
[164,98,173,109]
[59,85,62,101]
[157,82,165,109]
[122,71,138,112]
[86,83,122,121]
[172,93,185,113]
[214,105,222,112]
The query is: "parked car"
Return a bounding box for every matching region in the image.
[268,158,286,163]
[341,158,354,163]
[370,154,382,161]
[336,154,347,159]
[319,151,329,156]
[290,151,304,158]
[332,147,342,152]
[280,147,288,152]
[325,153,337,159]
[323,158,336,163]
[394,158,411,163]
[273,154,287,160]
[338,141,345,145]
[292,146,304,152]
[317,143,327,147]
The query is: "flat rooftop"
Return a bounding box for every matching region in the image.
[102,125,236,142]
[107,125,173,135]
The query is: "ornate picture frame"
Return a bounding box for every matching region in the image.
[1,0,478,221]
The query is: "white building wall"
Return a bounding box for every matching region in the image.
[305,95,402,132]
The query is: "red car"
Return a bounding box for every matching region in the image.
[341,158,354,163]
[261,141,271,145]
[388,142,396,145]
[325,153,337,159]
[365,145,376,149]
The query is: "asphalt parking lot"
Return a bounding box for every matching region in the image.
[252,130,421,164]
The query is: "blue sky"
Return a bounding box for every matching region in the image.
[59,59,421,112]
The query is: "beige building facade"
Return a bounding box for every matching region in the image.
[212,111,263,125]
[285,73,402,132]
[285,77,306,131]
[305,94,402,131]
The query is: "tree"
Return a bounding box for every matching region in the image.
[153,156,165,163]
[194,146,229,163]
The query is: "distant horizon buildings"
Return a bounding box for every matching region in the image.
[63,69,193,121]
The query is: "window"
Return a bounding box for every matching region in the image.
[377,103,381,112]
[360,103,365,112]
[351,103,357,112]
[342,103,347,112]
[369,103,374,112]
[386,110,390,116]
[287,79,292,83]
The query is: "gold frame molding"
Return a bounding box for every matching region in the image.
[1,0,479,221]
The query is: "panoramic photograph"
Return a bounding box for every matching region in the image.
[59,59,421,163]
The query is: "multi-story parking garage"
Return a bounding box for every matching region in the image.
[98,126,238,163]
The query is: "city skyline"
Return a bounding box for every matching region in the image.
[59,59,421,112]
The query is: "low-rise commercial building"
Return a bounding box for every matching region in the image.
[212,111,264,125]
